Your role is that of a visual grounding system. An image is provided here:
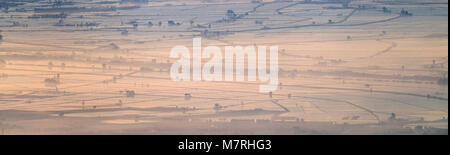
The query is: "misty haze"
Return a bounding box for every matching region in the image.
[0,0,448,135]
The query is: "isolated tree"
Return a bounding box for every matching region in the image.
[389,113,396,120]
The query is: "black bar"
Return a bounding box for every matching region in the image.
[1,135,447,154]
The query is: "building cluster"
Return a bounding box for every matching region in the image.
[400,9,412,16]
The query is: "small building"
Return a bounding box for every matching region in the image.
[168,20,180,26]
[121,30,128,36]
[126,90,135,97]
[400,9,412,16]
[226,10,237,19]
[184,93,192,100]
[214,104,224,111]
[382,7,391,13]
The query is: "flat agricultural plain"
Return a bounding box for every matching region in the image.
[0,0,448,135]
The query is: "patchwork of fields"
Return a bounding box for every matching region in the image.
[0,0,448,134]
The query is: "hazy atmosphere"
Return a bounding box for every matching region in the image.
[0,0,448,135]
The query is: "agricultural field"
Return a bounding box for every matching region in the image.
[0,0,448,135]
